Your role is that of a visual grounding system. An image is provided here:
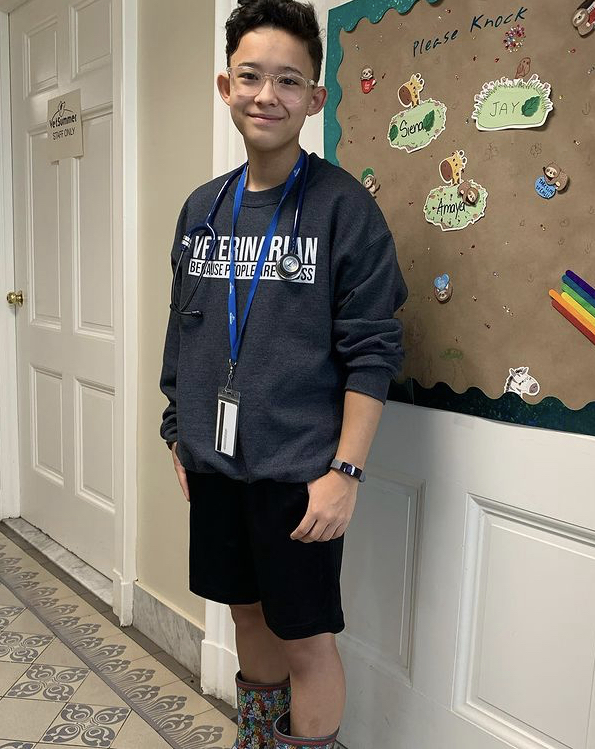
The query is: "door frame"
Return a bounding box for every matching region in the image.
[0,0,139,626]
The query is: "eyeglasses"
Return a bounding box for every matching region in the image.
[226,65,316,104]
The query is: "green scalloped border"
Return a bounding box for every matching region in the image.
[324,0,441,163]
[323,0,595,436]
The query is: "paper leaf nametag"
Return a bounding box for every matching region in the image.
[424,150,488,231]
[387,74,447,153]
[472,73,553,130]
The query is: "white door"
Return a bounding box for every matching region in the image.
[10,0,116,579]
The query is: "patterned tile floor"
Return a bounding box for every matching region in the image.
[0,522,238,749]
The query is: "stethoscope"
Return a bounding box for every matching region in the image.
[170,151,310,317]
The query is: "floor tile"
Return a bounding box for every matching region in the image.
[63,611,122,644]
[129,676,214,719]
[0,537,21,551]
[118,625,163,655]
[108,710,173,749]
[45,594,105,622]
[0,697,62,741]
[183,674,238,721]
[0,604,26,630]
[114,678,221,746]
[0,586,22,607]
[151,649,193,680]
[35,640,86,668]
[0,530,240,749]
[111,705,237,749]
[7,550,48,568]
[40,701,131,745]
[0,661,29,695]
[90,632,152,665]
[116,653,183,689]
[1,557,55,581]
[191,706,238,746]
[73,671,128,708]
[6,662,89,702]
[9,608,52,636]
[0,631,54,664]
[15,579,82,605]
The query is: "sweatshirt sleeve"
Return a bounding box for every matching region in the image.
[158,199,189,446]
[331,227,408,405]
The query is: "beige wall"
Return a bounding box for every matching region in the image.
[137,0,215,630]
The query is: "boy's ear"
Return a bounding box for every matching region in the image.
[307,85,327,116]
[216,70,231,106]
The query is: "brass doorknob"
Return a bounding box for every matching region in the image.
[6,290,24,306]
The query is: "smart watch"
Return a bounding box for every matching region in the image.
[330,458,366,483]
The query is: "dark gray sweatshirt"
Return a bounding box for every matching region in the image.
[159,152,408,483]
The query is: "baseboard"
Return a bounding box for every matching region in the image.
[132,580,205,679]
[2,516,113,605]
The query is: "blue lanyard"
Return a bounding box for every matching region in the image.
[228,149,305,365]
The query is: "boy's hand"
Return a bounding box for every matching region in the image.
[171,442,190,502]
[290,470,358,542]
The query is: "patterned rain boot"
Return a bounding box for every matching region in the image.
[231,668,291,749]
[273,709,340,749]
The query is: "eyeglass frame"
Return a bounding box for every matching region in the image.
[225,65,318,102]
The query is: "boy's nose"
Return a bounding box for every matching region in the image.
[254,76,278,105]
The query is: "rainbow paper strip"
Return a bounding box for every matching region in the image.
[566,269,595,301]
[549,289,595,345]
[561,282,595,318]
[561,275,595,312]
[561,291,595,326]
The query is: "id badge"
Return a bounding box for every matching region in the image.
[215,387,240,457]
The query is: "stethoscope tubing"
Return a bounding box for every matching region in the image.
[170,153,309,316]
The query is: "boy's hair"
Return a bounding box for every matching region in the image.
[226,0,323,82]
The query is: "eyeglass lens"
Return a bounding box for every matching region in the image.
[229,67,309,103]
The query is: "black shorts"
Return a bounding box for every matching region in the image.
[187,469,345,640]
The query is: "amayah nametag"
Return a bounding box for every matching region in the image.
[215,387,240,457]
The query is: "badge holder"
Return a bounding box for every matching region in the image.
[215,360,240,457]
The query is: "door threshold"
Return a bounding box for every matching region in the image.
[1,516,112,607]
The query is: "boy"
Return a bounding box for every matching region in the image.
[159,1,408,747]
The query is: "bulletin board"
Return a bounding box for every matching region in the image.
[325,0,595,435]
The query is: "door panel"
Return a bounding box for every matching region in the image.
[10,0,114,578]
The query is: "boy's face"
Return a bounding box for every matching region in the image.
[217,26,327,155]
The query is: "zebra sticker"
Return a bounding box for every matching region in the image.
[503,366,541,399]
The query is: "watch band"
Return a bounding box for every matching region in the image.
[330,458,366,483]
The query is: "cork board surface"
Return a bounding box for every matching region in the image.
[331,0,595,411]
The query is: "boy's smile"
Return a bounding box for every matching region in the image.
[217,27,326,158]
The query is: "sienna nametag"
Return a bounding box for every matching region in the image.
[215,387,240,457]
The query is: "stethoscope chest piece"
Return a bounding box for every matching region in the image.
[276,253,302,280]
